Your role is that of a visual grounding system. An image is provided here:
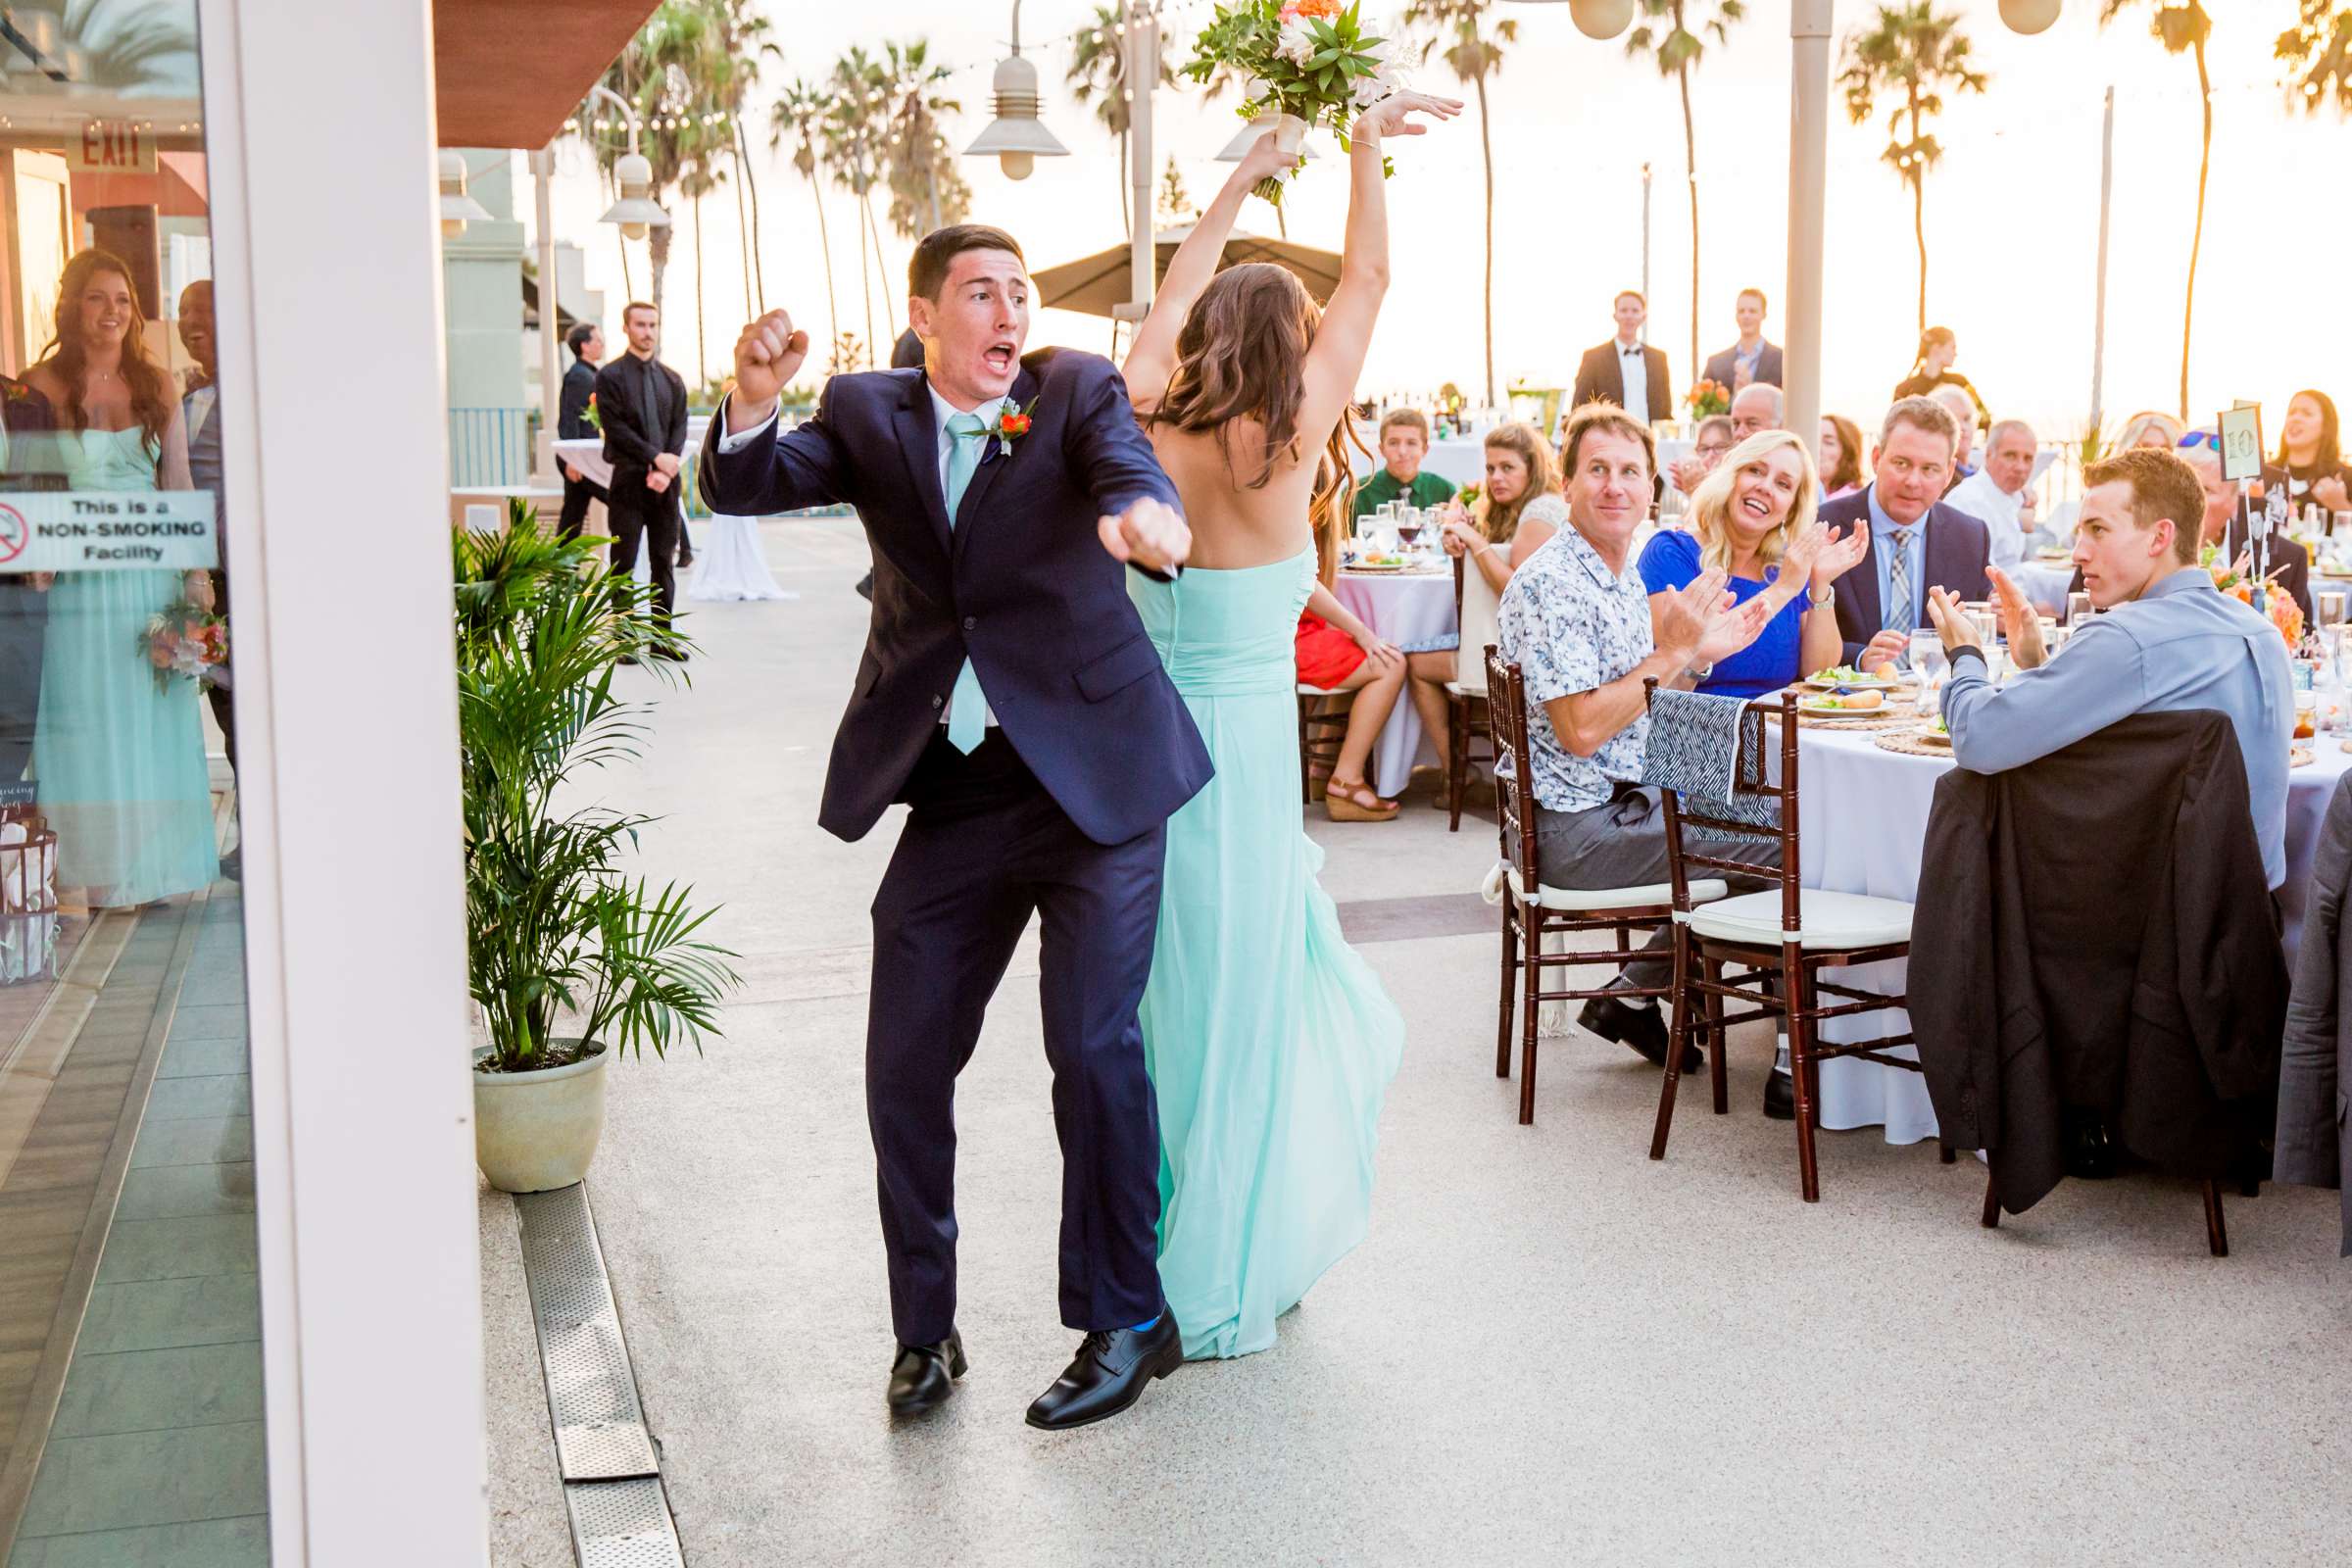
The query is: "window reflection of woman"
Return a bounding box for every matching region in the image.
[1434,420,1563,701]
[27,248,215,909]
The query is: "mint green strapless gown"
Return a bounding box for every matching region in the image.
[1131,549,1404,1360]
[35,426,217,906]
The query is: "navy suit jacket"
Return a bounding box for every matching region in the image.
[1821,484,1991,662]
[697,349,1212,846]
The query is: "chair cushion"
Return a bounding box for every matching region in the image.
[1298,683,1346,697]
[1686,888,1914,950]
[1444,681,1486,698]
[1504,866,1729,911]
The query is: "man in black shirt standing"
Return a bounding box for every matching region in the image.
[595,301,691,658]
[557,320,605,540]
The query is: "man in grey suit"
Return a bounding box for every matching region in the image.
[1571,291,1673,422]
[1701,287,1784,391]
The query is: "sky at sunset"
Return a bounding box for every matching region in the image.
[525,0,2352,446]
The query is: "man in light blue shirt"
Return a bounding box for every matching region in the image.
[1927,447,2294,887]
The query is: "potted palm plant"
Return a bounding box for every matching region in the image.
[457,505,738,1193]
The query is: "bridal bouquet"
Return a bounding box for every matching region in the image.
[138,576,229,694]
[1184,1,1399,203]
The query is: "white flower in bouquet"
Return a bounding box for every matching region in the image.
[1276,16,1316,66]
[1185,0,1399,204]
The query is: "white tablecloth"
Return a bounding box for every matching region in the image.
[2014,560,2077,616]
[687,516,794,602]
[1792,723,2352,1145]
[1332,567,1457,798]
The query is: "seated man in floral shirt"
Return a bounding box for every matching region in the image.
[1496,404,1783,1073]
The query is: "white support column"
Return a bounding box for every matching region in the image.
[197,0,487,1562]
[1126,2,1156,317]
[535,144,563,482]
[1784,0,1834,452]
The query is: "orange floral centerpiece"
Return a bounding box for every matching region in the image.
[137,570,229,694]
[2202,543,2305,647]
[1685,378,1730,418]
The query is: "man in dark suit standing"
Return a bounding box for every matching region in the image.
[1701,287,1784,391]
[556,320,605,540]
[1571,290,1673,422]
[1822,395,1990,669]
[595,302,690,657]
[702,224,1208,1432]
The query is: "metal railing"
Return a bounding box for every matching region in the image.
[449,407,536,488]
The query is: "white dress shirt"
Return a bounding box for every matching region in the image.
[716,385,1011,728]
[1944,467,2029,571]
[1616,338,1647,419]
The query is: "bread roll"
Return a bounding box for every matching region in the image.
[1843,688,1884,711]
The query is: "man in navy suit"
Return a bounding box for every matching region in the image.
[1701,287,1784,391]
[1821,395,1990,670]
[700,224,1210,1432]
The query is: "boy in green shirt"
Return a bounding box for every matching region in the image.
[1352,408,1458,517]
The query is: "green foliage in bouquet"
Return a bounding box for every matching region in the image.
[1184,1,1396,202]
[456,501,739,1073]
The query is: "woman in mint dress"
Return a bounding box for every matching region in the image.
[26,250,215,908]
[1119,91,1458,1358]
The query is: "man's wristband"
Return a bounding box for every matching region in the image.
[1947,644,1984,669]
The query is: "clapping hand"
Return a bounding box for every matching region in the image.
[1100,497,1191,574]
[1984,565,2047,669]
[1350,89,1463,146]
[731,309,809,416]
[2317,474,2351,514]
[1923,587,1985,660]
[1801,521,1868,592]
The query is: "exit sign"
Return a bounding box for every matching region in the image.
[69,122,157,174]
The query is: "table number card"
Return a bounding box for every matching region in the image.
[2219,404,2264,484]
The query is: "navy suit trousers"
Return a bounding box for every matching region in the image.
[866,731,1167,1346]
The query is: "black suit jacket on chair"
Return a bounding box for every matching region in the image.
[1571,341,1673,422]
[1820,484,1991,662]
[1702,341,1784,390]
[595,353,688,478]
[696,349,1212,847]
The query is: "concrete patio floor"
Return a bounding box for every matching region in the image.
[484,514,2352,1567]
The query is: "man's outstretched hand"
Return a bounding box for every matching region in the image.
[1099,498,1191,574]
[730,309,809,427]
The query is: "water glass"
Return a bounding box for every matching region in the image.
[1908,629,1946,687]
[2321,590,2348,629]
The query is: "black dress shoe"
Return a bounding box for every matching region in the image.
[1578,995,1703,1073]
[1763,1068,1795,1120]
[887,1329,965,1417]
[2062,1113,2118,1180]
[1024,1316,1183,1432]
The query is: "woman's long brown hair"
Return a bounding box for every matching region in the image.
[1149,262,1324,492]
[1313,419,1373,587]
[37,248,173,462]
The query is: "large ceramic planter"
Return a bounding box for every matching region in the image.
[473,1039,609,1194]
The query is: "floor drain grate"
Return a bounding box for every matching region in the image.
[515,1184,662,1482]
[565,1476,686,1568]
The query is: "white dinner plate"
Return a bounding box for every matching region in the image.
[1807,669,1897,691]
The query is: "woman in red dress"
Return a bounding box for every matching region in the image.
[1298,496,1408,820]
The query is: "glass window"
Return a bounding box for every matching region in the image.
[0,5,269,1562]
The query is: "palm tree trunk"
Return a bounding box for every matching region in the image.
[1475,72,1495,409]
[650,220,671,322]
[734,169,754,319]
[693,189,708,387]
[2180,34,2211,420]
[618,228,634,302]
[808,171,842,363]
[736,122,767,312]
[1117,128,1131,237]
[1678,60,1699,391]
[866,196,899,339]
[1907,92,1927,333]
[857,200,874,365]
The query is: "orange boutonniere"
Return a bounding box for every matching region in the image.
[987,398,1037,450]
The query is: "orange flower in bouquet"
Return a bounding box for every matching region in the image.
[1685,378,1730,418]
[2204,544,2305,647]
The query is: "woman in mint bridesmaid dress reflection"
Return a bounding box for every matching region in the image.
[25,250,216,908]
[1119,91,1459,1358]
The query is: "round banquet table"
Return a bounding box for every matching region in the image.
[1789,721,2352,1145]
[1331,566,1459,799]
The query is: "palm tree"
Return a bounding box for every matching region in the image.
[2101,2,2213,420]
[711,0,777,312]
[1624,3,1746,391]
[1838,3,1988,333]
[1066,4,1176,237]
[878,39,971,239]
[772,80,843,356]
[2278,2,2352,114]
[825,47,894,349]
[579,2,732,324]
[1402,0,1518,409]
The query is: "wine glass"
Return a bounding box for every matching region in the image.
[1909,628,1946,688]
[1396,507,1426,553]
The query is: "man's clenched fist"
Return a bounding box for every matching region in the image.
[731,309,809,424]
[1098,498,1191,574]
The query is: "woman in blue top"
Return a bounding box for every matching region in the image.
[1637,429,1866,697]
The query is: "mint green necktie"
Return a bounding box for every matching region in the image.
[943,411,992,753]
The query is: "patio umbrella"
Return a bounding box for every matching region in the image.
[1031,225,1343,318]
